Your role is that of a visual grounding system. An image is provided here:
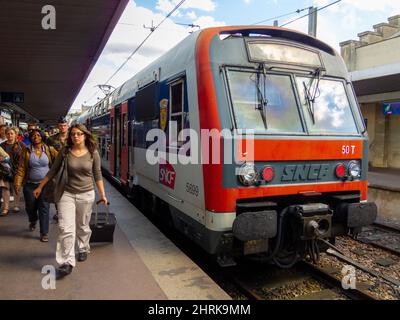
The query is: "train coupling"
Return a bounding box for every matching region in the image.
[289,203,332,240]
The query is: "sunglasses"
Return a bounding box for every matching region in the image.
[71,132,84,137]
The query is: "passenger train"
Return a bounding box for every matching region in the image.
[77,26,377,267]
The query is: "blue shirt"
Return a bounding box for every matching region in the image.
[28,146,49,183]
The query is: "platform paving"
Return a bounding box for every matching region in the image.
[105,180,231,300]
[0,204,166,299]
[0,180,230,300]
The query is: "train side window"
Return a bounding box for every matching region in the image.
[106,138,110,160]
[135,82,158,121]
[98,137,102,157]
[170,80,184,146]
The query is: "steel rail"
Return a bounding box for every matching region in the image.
[300,261,377,300]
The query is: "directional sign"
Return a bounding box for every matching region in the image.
[383,102,400,115]
[0,92,24,103]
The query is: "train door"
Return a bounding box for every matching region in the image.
[109,105,121,178]
[120,101,129,185]
[109,108,115,176]
[114,106,121,179]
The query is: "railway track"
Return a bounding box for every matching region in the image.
[222,224,400,300]
[318,236,400,300]
[225,259,376,300]
[356,222,400,256]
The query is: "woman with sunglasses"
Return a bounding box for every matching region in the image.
[14,129,58,242]
[33,124,107,279]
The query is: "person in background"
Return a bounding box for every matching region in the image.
[46,116,69,222]
[0,124,7,144]
[0,124,6,205]
[14,129,57,242]
[22,123,37,146]
[47,117,69,152]
[0,145,12,216]
[33,124,107,279]
[0,127,26,214]
[14,127,24,142]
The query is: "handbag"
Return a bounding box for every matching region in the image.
[0,160,14,182]
[43,152,68,203]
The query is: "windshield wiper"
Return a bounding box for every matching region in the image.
[302,67,322,124]
[254,68,268,129]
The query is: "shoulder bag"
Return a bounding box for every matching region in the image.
[43,151,68,203]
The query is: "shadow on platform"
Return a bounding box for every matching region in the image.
[0,205,166,300]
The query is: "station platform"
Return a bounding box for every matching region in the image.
[368,167,400,192]
[368,167,400,227]
[0,180,230,300]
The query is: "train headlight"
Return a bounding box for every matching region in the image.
[348,161,361,178]
[238,163,258,186]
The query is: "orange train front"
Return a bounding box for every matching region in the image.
[84,26,377,267]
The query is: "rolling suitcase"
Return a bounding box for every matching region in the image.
[89,201,116,243]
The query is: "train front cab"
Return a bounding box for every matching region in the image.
[195,27,378,266]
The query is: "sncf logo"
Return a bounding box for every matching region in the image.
[160,160,176,189]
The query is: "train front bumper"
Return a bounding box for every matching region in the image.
[344,202,378,228]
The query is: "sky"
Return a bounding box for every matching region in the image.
[69,0,400,112]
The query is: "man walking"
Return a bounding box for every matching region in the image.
[46,116,69,222]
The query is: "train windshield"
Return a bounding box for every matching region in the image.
[295,76,358,134]
[227,70,304,134]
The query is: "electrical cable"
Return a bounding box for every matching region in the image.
[83,0,187,105]
[104,0,187,85]
[280,0,341,27]
[252,6,311,25]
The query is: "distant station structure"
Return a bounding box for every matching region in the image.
[340,15,400,169]
[0,0,129,125]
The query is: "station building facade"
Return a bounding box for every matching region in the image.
[340,15,400,169]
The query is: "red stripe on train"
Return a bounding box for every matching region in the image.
[206,181,368,212]
[237,139,363,161]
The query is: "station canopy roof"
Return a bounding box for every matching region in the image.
[350,62,400,97]
[0,0,129,124]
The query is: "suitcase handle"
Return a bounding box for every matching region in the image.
[94,201,111,226]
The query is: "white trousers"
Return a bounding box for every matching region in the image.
[56,190,95,267]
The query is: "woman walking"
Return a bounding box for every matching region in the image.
[14,129,57,241]
[0,145,13,216]
[0,127,26,214]
[33,124,107,279]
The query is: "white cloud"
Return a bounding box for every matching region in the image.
[341,0,400,12]
[282,0,400,53]
[156,0,216,15]
[186,10,197,20]
[280,14,340,53]
[71,0,228,111]
[156,0,172,14]
[313,0,400,13]
[244,0,252,4]
[194,15,226,28]
[71,1,193,110]
[183,0,216,11]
